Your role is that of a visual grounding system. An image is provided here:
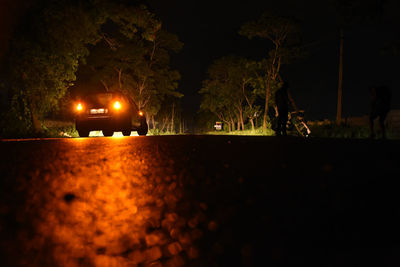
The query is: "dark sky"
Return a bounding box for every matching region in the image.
[146,0,400,121]
[1,0,399,122]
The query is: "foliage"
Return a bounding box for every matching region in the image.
[1,0,166,136]
[150,96,184,133]
[308,120,370,139]
[204,126,275,136]
[80,26,183,125]
[199,56,264,132]
[239,12,302,129]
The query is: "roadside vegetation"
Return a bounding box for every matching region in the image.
[199,13,303,133]
[197,1,394,138]
[0,0,184,138]
[0,0,393,139]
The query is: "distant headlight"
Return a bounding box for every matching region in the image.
[113,101,121,110]
[138,111,144,116]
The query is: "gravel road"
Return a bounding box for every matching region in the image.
[1,135,400,266]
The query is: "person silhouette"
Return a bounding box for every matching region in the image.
[369,86,391,139]
[275,82,290,136]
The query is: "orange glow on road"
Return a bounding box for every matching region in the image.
[15,139,202,266]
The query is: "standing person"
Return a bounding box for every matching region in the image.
[275,82,290,136]
[369,86,391,139]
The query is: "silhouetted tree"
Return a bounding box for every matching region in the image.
[79,25,183,130]
[1,0,161,135]
[239,13,301,129]
[199,56,262,131]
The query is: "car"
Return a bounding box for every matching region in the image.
[73,91,148,137]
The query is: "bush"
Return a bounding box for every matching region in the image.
[308,120,370,139]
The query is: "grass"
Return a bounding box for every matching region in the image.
[204,127,275,136]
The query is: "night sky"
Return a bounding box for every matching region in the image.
[146,0,400,122]
[1,0,399,122]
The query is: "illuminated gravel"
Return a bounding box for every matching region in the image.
[1,135,400,266]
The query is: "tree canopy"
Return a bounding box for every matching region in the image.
[0,0,182,136]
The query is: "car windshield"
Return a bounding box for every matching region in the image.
[84,93,113,106]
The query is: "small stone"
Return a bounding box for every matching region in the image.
[156,199,164,207]
[129,250,144,264]
[168,182,177,191]
[167,242,182,256]
[170,228,179,239]
[165,213,178,222]
[145,234,160,247]
[145,260,162,267]
[178,232,192,246]
[187,217,199,228]
[165,255,185,267]
[94,255,120,267]
[186,246,199,259]
[144,246,162,262]
[161,219,174,231]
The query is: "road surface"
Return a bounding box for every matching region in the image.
[1,135,400,266]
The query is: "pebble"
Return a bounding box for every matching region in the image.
[144,246,162,262]
[167,241,182,256]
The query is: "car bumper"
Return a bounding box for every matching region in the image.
[76,115,131,131]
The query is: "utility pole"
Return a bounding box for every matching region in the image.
[336,28,344,125]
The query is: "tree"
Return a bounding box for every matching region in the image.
[239,13,301,129]
[199,56,262,131]
[80,25,183,130]
[1,0,160,135]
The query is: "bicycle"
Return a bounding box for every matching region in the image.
[287,110,311,137]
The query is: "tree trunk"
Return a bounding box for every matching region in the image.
[29,103,41,133]
[161,117,168,132]
[236,113,241,130]
[170,103,175,133]
[239,107,245,131]
[250,118,255,131]
[263,81,271,129]
[118,68,123,90]
[336,28,344,125]
[151,116,155,130]
[31,110,41,133]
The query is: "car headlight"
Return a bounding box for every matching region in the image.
[138,111,144,116]
[113,101,121,110]
[76,103,83,111]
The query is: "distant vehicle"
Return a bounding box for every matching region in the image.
[74,91,148,137]
[214,121,223,131]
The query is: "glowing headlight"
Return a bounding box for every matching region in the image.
[138,111,144,116]
[113,101,121,110]
[76,103,83,111]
